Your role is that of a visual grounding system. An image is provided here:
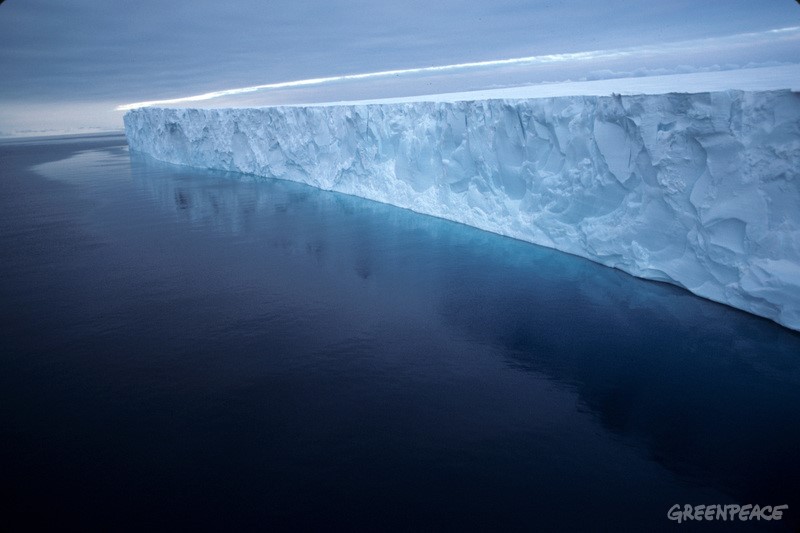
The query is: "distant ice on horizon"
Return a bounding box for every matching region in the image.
[184,64,800,109]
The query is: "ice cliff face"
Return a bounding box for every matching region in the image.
[124,90,800,331]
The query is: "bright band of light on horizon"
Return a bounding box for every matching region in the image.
[116,26,800,111]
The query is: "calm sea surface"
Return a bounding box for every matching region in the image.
[1,134,799,531]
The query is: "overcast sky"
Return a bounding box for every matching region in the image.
[1,0,798,136]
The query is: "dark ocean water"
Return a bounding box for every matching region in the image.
[1,134,798,531]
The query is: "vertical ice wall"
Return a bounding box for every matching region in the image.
[124,90,800,330]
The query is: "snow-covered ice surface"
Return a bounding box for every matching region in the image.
[173,64,800,109]
[125,75,800,331]
[271,64,800,108]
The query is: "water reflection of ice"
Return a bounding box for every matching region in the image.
[126,146,800,515]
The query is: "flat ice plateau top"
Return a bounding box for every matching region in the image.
[124,89,800,331]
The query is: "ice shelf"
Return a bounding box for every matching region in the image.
[124,89,800,330]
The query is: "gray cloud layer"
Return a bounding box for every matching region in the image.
[0,0,798,135]
[3,0,799,100]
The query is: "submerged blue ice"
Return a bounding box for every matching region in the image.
[124,90,800,330]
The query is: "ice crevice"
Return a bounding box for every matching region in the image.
[124,90,800,331]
